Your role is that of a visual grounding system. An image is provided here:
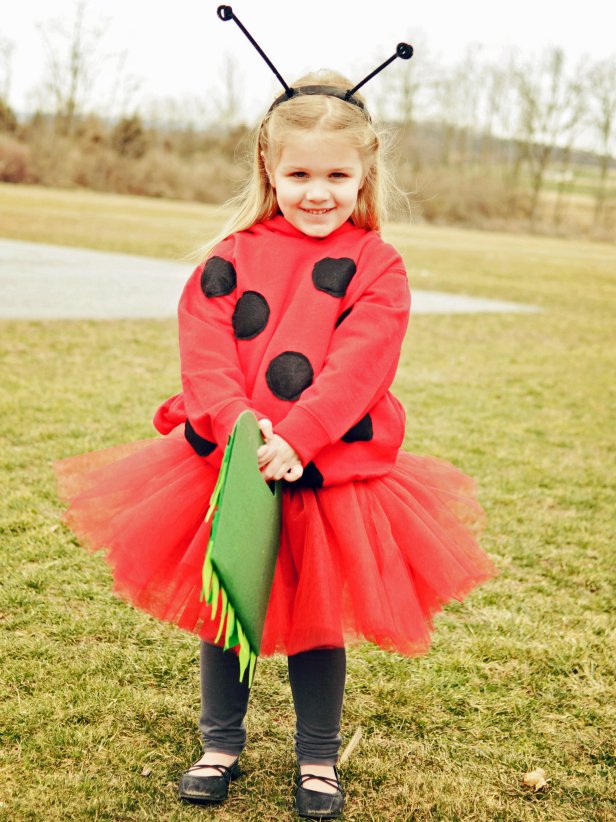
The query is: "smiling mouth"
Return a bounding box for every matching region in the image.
[301,208,334,215]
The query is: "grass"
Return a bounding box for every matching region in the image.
[1,184,615,820]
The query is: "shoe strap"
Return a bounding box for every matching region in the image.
[298,772,343,793]
[187,760,237,778]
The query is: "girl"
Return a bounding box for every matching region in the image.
[56,72,496,820]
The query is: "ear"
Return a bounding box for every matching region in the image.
[359,164,369,191]
[261,151,275,188]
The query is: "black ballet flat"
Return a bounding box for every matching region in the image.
[178,757,240,805]
[295,766,345,819]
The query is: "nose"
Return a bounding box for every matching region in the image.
[305,181,330,202]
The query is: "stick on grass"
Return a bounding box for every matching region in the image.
[340,727,363,766]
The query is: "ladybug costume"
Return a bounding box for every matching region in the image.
[56,216,496,657]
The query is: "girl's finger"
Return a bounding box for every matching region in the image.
[284,463,304,482]
[258,418,274,442]
[260,456,281,480]
[257,443,273,464]
[270,458,290,481]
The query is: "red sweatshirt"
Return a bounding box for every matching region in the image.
[154,215,411,487]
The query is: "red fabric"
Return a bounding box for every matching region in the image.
[155,216,411,484]
[56,431,495,656]
[55,215,497,655]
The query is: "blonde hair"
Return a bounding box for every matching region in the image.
[199,71,395,259]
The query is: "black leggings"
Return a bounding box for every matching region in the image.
[199,641,346,765]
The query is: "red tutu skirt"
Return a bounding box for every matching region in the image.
[55,430,496,657]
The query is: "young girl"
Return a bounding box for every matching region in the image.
[56,71,496,819]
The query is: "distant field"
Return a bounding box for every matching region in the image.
[0,182,223,259]
[1,183,615,820]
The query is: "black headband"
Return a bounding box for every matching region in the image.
[268,85,367,115]
[216,6,413,117]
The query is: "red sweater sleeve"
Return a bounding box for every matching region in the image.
[275,265,411,466]
[178,242,257,449]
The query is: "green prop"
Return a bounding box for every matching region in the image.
[201,411,282,685]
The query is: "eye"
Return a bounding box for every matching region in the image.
[290,171,307,178]
[330,172,349,179]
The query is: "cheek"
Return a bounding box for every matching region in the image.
[274,181,289,202]
[342,182,362,204]
[279,181,300,203]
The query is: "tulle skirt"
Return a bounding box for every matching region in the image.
[55,430,496,657]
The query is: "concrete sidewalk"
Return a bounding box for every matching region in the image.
[0,238,539,320]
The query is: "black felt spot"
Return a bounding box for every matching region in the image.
[312,257,357,298]
[232,291,270,339]
[341,413,373,443]
[335,306,353,328]
[266,351,314,401]
[185,419,217,456]
[200,256,237,298]
[296,461,324,488]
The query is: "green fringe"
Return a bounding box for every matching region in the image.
[200,431,258,687]
[205,454,229,523]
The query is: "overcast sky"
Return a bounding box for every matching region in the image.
[2,0,614,121]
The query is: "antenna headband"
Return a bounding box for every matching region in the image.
[217,6,413,118]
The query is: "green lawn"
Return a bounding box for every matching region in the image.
[1,184,615,820]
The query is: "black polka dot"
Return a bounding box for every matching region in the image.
[296,462,324,488]
[200,256,237,298]
[266,352,314,401]
[312,258,357,298]
[232,291,270,339]
[185,419,217,456]
[342,413,373,443]
[335,306,353,328]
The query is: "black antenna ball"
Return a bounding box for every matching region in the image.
[397,43,414,59]
[217,5,233,21]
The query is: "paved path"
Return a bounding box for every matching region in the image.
[0,239,539,319]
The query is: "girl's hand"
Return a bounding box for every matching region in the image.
[257,425,304,483]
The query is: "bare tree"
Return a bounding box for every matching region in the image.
[211,53,243,130]
[105,50,142,120]
[549,56,587,226]
[427,46,485,170]
[384,34,430,127]
[453,46,484,171]
[430,67,458,167]
[513,48,586,222]
[476,56,517,171]
[0,37,14,102]
[371,36,431,181]
[38,0,108,135]
[587,56,616,229]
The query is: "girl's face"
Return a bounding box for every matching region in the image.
[265,131,365,238]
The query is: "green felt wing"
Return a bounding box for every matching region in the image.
[201,411,282,685]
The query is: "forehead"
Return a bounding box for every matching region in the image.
[275,132,362,170]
